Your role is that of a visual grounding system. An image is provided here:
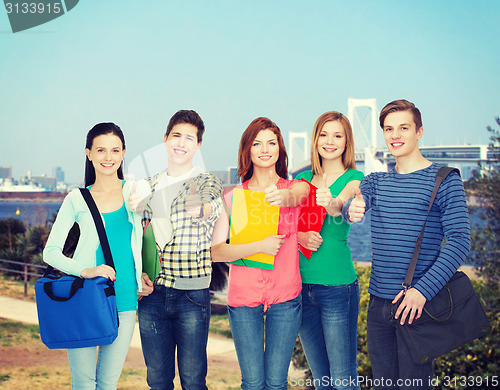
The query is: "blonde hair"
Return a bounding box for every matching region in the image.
[310,111,356,176]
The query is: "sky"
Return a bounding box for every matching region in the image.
[1,1,499,184]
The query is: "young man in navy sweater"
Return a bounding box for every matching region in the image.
[343,99,470,389]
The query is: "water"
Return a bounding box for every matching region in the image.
[348,215,372,262]
[0,201,62,226]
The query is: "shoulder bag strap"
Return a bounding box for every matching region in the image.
[79,188,116,270]
[402,166,460,289]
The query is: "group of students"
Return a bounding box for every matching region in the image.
[42,99,470,390]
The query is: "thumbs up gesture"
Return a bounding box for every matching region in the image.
[129,180,150,213]
[348,186,366,222]
[185,182,204,218]
[264,171,281,207]
[316,174,332,209]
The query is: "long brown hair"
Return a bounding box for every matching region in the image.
[311,112,356,176]
[238,117,288,183]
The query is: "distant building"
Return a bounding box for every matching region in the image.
[53,167,65,183]
[229,167,239,185]
[210,170,230,186]
[0,166,12,179]
[210,168,239,187]
[31,175,57,190]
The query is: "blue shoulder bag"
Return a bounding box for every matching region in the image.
[35,188,119,349]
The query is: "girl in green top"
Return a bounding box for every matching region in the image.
[296,112,364,390]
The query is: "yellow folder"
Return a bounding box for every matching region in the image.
[229,188,280,270]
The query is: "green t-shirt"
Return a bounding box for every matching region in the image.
[296,169,364,285]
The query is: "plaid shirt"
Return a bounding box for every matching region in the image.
[142,170,223,287]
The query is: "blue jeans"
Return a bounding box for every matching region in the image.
[138,286,210,390]
[228,293,302,390]
[299,281,360,390]
[367,295,433,390]
[67,310,136,390]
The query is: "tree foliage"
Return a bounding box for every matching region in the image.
[466,116,500,309]
[0,218,26,253]
[0,218,49,278]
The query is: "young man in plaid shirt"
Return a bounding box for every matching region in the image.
[131,110,223,390]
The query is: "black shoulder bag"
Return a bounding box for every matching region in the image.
[396,166,490,365]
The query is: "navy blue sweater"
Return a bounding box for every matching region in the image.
[342,163,470,301]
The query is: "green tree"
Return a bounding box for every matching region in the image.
[0,218,26,252]
[16,225,50,265]
[466,116,500,308]
[0,218,49,278]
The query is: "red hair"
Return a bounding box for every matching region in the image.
[238,117,288,183]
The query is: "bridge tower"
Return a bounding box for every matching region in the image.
[348,98,386,174]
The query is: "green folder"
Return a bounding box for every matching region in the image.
[142,221,161,282]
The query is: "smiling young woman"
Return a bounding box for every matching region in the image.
[211,117,309,390]
[296,111,364,390]
[43,122,152,389]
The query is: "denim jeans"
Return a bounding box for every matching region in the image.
[367,295,434,390]
[299,281,360,390]
[138,286,210,390]
[228,293,302,390]
[66,310,136,390]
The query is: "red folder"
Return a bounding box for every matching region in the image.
[297,178,327,260]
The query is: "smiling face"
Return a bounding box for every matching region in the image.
[316,120,346,162]
[164,123,201,169]
[250,129,280,169]
[85,134,125,179]
[383,110,423,159]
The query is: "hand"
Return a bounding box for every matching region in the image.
[185,182,204,218]
[138,272,154,296]
[348,186,365,222]
[80,265,116,281]
[129,180,149,213]
[265,185,281,206]
[316,174,332,209]
[265,171,282,206]
[259,234,286,255]
[129,181,141,212]
[392,288,427,325]
[298,231,323,251]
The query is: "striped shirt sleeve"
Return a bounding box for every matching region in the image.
[413,171,471,300]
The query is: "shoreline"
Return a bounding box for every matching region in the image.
[0,193,66,202]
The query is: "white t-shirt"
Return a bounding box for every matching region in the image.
[149,166,203,249]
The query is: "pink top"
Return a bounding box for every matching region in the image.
[226,178,302,309]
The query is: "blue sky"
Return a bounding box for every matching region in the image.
[1,1,499,183]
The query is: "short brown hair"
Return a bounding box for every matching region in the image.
[379,99,422,130]
[238,117,288,183]
[311,112,356,176]
[165,110,205,142]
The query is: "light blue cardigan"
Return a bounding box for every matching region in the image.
[43,181,144,292]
